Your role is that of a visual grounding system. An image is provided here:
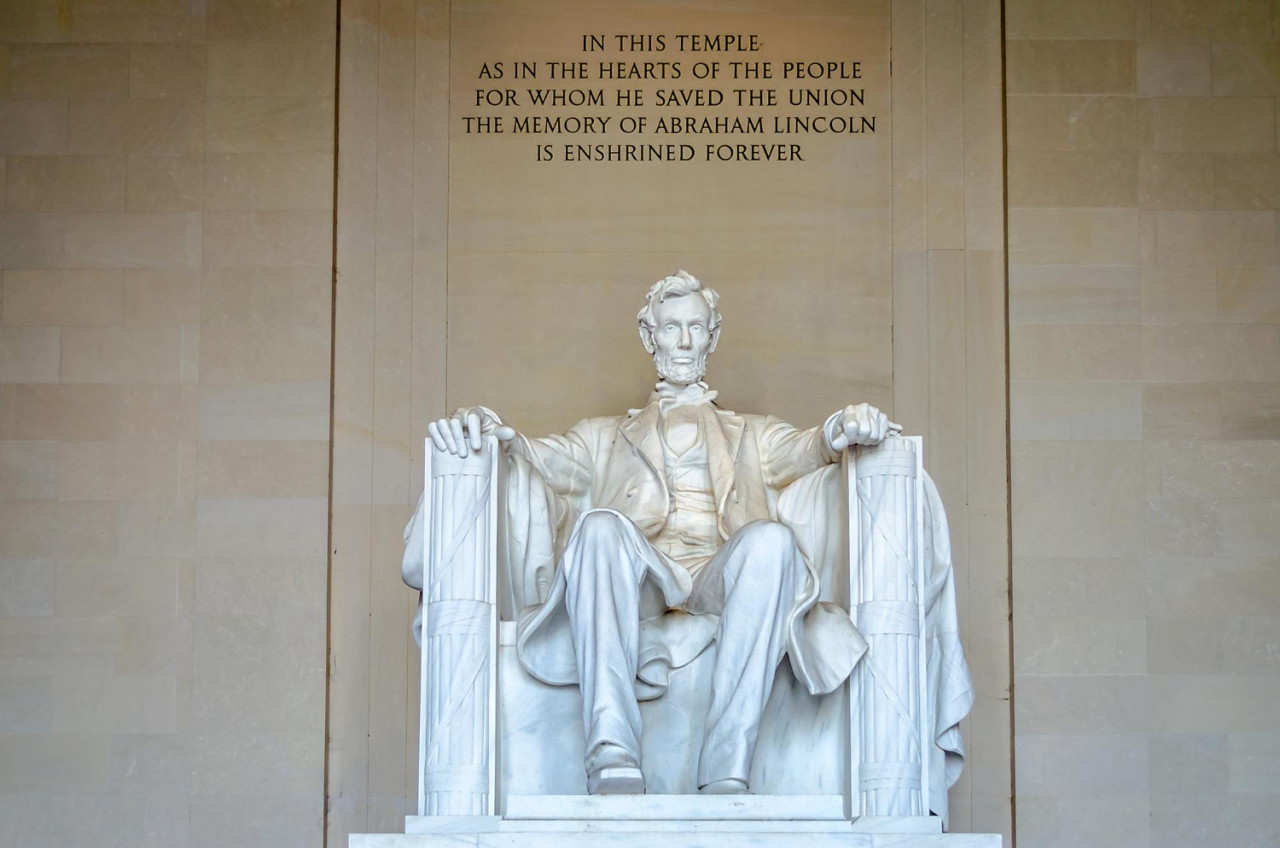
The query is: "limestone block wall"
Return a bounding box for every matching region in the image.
[888,0,1009,836]
[0,2,336,845]
[7,1,1280,844]
[1007,0,1280,844]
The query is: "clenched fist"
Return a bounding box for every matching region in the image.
[826,403,901,452]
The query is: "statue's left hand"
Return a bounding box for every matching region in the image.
[428,407,515,456]
[829,403,902,451]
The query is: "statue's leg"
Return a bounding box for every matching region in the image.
[560,509,649,794]
[688,519,806,791]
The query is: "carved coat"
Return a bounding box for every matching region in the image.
[502,397,867,700]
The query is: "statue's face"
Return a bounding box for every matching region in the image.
[648,294,717,386]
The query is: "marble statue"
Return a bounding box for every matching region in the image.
[402,271,974,829]
[404,270,972,835]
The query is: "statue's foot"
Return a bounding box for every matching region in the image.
[587,764,646,795]
[699,777,750,795]
[585,743,646,795]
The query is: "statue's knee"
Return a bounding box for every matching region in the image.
[577,509,630,541]
[727,521,801,587]
[566,511,644,582]
[740,519,796,551]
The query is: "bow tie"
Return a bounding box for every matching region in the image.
[653,381,719,411]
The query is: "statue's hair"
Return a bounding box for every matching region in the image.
[637,270,721,331]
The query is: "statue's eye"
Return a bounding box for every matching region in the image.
[664,324,676,332]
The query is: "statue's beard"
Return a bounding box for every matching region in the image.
[653,349,709,385]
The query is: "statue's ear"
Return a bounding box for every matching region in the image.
[709,324,720,353]
[639,323,656,354]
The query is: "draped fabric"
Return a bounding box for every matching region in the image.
[776,464,974,827]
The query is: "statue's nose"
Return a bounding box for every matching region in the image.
[679,326,692,348]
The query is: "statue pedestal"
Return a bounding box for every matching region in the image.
[495,794,848,822]
[350,798,1000,847]
[354,836,998,847]
[352,807,1000,847]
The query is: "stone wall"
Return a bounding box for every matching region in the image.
[1006,0,1280,844]
[0,1,335,845]
[29,0,1271,845]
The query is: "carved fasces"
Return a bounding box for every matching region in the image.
[846,435,928,817]
[419,438,500,816]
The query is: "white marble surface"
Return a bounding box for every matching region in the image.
[851,817,941,834]
[413,819,857,834]
[415,440,499,816]
[847,437,928,817]
[502,794,845,821]
[354,833,1001,848]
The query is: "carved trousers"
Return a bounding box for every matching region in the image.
[560,508,806,788]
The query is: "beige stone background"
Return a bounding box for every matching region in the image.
[1007,0,1280,845]
[444,1,893,433]
[1,0,1275,847]
[0,0,336,845]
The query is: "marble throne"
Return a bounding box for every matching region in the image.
[378,432,992,847]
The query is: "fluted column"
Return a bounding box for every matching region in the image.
[846,436,928,818]
[418,437,499,817]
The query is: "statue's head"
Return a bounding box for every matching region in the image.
[637,270,722,386]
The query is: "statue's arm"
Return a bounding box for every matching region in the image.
[429,406,595,499]
[756,403,899,489]
[505,424,595,500]
[755,415,841,489]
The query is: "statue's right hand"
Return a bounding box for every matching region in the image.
[428,408,515,456]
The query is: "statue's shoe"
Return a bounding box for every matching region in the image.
[587,764,646,794]
[699,777,750,795]
[585,744,646,795]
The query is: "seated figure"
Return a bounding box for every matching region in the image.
[413,271,970,809]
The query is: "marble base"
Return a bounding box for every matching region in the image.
[357,791,998,847]
[502,794,847,821]
[353,830,1000,847]
[362,805,994,846]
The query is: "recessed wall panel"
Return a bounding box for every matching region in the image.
[446,0,891,433]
